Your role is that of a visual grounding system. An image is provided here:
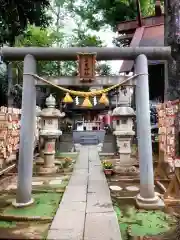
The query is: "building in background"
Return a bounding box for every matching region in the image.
[117,1,164,102]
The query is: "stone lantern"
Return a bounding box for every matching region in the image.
[112,106,135,165]
[38,94,65,174]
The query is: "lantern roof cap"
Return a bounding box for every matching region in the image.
[46,94,56,108]
[40,94,65,118]
[112,106,135,116]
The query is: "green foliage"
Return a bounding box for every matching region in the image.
[67,0,163,31]
[15,25,59,47]
[96,63,112,76]
[13,24,112,79]
[0,0,51,46]
[14,26,58,78]
[102,160,113,169]
[0,64,8,102]
[71,26,104,47]
[14,25,66,77]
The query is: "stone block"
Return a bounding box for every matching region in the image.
[84,212,122,240]
[49,210,85,239]
[88,152,99,162]
[86,192,113,213]
[88,173,106,182]
[89,161,101,168]
[68,176,88,187]
[61,186,87,203]
[88,182,110,195]
[50,209,85,230]
[59,201,86,212]
[74,161,88,169]
[71,169,89,176]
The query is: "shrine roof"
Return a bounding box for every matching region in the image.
[119,24,164,73]
[117,15,164,33]
[140,24,164,47]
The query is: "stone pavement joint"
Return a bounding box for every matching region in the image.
[47,146,122,240]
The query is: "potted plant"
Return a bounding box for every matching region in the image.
[102,160,113,176]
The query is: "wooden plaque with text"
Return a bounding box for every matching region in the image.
[77,53,96,82]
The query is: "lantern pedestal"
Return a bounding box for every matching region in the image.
[38,134,61,174]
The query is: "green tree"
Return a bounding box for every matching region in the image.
[67,0,160,31]
[14,25,64,78]
[0,0,51,46]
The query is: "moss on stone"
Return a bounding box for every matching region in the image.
[114,202,176,239]
[3,193,62,218]
[0,221,16,228]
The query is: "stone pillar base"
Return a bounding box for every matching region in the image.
[12,198,34,208]
[136,193,165,210]
[38,165,58,175]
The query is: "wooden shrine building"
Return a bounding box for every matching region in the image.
[117,1,165,102]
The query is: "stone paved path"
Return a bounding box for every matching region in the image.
[47,145,122,240]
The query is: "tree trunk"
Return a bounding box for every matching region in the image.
[164,0,180,100]
[7,62,14,107]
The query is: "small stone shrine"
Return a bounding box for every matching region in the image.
[38,94,65,174]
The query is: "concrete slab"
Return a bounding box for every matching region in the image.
[84,212,122,240]
[61,186,87,203]
[86,192,113,213]
[89,162,102,169]
[68,177,88,187]
[88,170,106,181]
[72,169,89,175]
[47,145,122,240]
[48,229,83,240]
[88,182,110,194]
[74,161,88,169]
[73,151,89,170]
[60,201,86,212]
[49,210,85,239]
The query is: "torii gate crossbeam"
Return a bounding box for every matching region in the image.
[1,46,171,61]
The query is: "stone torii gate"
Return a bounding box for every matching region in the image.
[1,46,171,209]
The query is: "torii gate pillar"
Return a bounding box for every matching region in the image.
[13,54,36,207]
[135,54,164,209]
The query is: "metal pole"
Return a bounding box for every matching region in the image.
[1,46,171,61]
[135,54,155,199]
[13,54,36,207]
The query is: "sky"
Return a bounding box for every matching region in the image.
[95,29,123,74]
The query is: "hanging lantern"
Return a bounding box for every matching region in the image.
[81,96,92,108]
[77,52,96,82]
[99,93,109,105]
[63,93,73,103]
